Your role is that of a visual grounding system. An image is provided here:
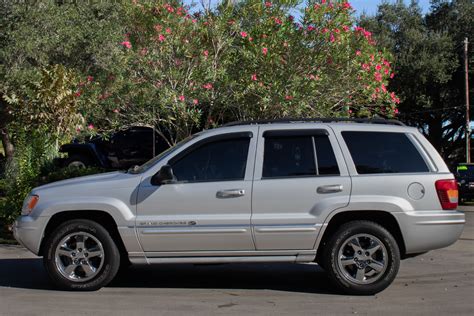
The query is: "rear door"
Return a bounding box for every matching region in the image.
[251,126,351,250]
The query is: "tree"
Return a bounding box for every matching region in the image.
[84,0,400,146]
[360,0,474,161]
[0,1,128,159]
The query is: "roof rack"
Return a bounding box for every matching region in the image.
[222,117,406,127]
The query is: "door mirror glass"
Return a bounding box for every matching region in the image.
[151,165,176,185]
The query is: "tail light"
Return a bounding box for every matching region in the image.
[435,179,458,210]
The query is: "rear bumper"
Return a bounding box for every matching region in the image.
[393,210,465,254]
[13,216,48,255]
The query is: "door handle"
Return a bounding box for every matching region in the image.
[317,185,343,194]
[216,189,245,199]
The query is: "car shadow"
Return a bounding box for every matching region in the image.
[0,258,336,294]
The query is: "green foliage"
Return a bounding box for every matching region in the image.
[3,65,84,148]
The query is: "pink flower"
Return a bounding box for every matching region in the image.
[274,17,282,25]
[374,72,382,82]
[334,28,340,34]
[381,84,387,92]
[342,2,352,10]
[394,108,399,114]
[87,75,94,82]
[74,91,81,97]
[240,31,248,38]
[285,95,293,100]
[88,124,94,130]
[342,25,350,32]
[192,19,197,23]
[203,83,213,90]
[165,28,172,34]
[265,2,272,7]
[140,48,148,56]
[121,41,132,49]
[113,109,119,113]
[307,25,316,31]
[203,50,209,57]
[390,73,395,79]
[158,34,166,42]
[193,99,199,105]
[262,47,268,55]
[322,28,329,34]
[178,95,185,102]
[330,33,335,42]
[356,50,362,56]
[375,64,382,71]
[362,63,370,71]
[251,73,257,81]
[322,0,326,3]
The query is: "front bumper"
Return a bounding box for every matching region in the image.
[13,216,48,255]
[393,210,465,254]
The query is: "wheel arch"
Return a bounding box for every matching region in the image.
[38,210,129,263]
[316,210,407,262]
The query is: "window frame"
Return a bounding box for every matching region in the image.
[261,130,340,180]
[167,131,253,184]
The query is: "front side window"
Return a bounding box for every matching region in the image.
[171,138,250,182]
[342,131,429,174]
[262,134,340,178]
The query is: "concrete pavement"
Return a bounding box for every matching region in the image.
[0,212,473,315]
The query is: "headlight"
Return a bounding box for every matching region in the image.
[21,195,39,216]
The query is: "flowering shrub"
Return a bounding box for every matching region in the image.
[83,0,398,145]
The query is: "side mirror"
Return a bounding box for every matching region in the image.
[151,165,177,185]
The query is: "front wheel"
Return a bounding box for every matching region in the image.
[43,219,120,291]
[322,220,400,295]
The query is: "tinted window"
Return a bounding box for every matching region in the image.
[342,131,429,174]
[314,136,340,175]
[172,138,250,182]
[263,136,316,178]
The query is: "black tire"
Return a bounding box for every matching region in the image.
[64,155,91,168]
[43,219,121,291]
[322,220,400,295]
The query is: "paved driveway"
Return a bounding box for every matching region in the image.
[0,210,473,315]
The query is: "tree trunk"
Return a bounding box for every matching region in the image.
[0,127,14,162]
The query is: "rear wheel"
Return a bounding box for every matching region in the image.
[322,220,400,295]
[43,219,120,291]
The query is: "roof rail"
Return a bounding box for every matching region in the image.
[222,117,406,127]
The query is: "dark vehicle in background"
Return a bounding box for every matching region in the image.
[455,163,474,203]
[57,126,169,169]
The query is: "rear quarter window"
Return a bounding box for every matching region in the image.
[342,131,429,174]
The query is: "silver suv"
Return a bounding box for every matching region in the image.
[13,118,465,294]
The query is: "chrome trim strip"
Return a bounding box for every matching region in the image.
[416,219,466,225]
[141,228,248,235]
[255,227,317,233]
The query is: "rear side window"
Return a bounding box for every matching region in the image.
[262,135,339,178]
[342,131,429,174]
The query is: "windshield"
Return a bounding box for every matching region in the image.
[128,134,198,174]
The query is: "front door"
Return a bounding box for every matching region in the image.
[136,129,257,253]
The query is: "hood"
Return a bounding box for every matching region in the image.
[33,171,141,194]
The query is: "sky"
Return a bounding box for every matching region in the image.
[350,0,431,15]
[184,1,432,16]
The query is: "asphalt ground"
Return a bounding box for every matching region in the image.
[0,208,473,315]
